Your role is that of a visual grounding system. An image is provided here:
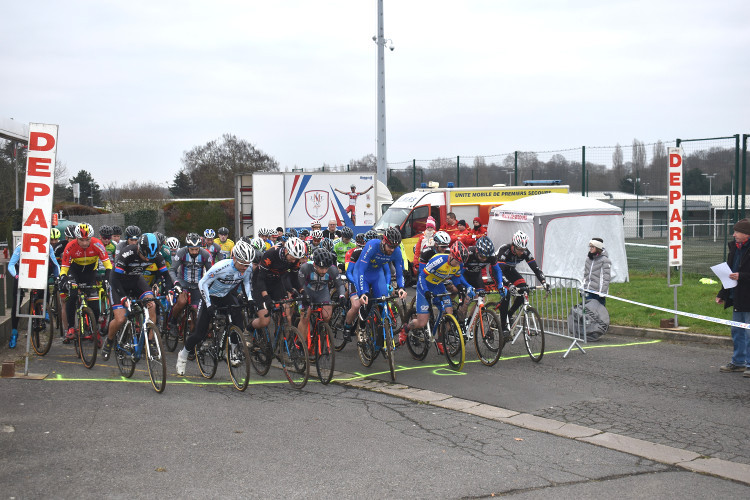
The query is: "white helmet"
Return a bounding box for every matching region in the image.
[165,237,180,250]
[512,230,529,250]
[232,240,256,264]
[311,229,324,239]
[284,237,306,259]
[433,231,451,247]
[250,237,265,253]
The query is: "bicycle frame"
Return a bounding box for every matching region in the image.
[117,298,159,362]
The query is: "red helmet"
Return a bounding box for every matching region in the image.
[450,241,469,263]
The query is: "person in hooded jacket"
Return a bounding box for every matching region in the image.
[582,237,611,306]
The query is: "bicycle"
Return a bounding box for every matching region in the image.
[404,291,466,371]
[66,281,102,369]
[162,289,197,352]
[459,289,504,366]
[113,296,168,393]
[194,303,252,391]
[301,302,335,385]
[503,285,546,362]
[47,278,64,338]
[357,295,399,381]
[246,298,309,389]
[29,284,54,356]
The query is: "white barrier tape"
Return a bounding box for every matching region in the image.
[581,289,749,329]
[624,242,668,249]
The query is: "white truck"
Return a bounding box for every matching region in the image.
[234,171,393,237]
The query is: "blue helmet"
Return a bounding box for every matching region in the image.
[139,233,160,259]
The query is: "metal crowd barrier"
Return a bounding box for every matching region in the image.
[518,272,588,358]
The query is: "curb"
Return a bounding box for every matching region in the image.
[332,372,750,486]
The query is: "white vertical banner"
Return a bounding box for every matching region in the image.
[18,123,58,289]
[667,147,683,267]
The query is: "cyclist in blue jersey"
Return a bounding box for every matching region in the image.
[176,240,256,376]
[353,227,408,307]
[398,241,474,348]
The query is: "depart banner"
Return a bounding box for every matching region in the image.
[667,147,683,267]
[18,123,58,290]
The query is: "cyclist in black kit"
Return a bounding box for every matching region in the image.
[253,236,306,329]
[495,230,548,335]
[457,236,504,321]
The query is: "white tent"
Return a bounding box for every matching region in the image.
[487,193,628,283]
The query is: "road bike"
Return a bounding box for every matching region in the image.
[357,295,399,381]
[113,296,167,393]
[501,285,546,362]
[404,291,465,371]
[161,289,197,352]
[66,281,102,369]
[301,302,335,385]
[246,298,309,389]
[457,289,504,366]
[193,303,251,391]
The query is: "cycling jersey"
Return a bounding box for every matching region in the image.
[352,239,404,297]
[420,254,470,288]
[198,258,252,307]
[254,246,302,297]
[110,244,174,301]
[298,262,345,303]
[463,246,502,289]
[333,240,355,264]
[170,247,212,288]
[61,238,113,276]
[204,242,222,263]
[495,243,545,286]
[213,237,235,260]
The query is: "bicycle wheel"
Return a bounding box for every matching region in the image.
[330,304,348,352]
[115,323,136,378]
[226,325,251,391]
[163,309,180,352]
[248,327,273,376]
[357,318,376,367]
[474,307,503,367]
[314,322,335,385]
[196,327,218,379]
[522,306,545,362]
[182,307,197,344]
[32,298,53,356]
[440,314,465,371]
[145,323,167,393]
[382,314,396,382]
[47,290,62,339]
[404,307,429,361]
[280,326,309,389]
[78,307,98,369]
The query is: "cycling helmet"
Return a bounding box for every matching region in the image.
[204,228,216,239]
[75,223,94,239]
[250,237,265,253]
[217,226,229,236]
[50,228,61,239]
[383,227,402,247]
[185,232,202,247]
[139,233,159,259]
[298,229,309,238]
[364,230,378,241]
[285,237,306,259]
[340,227,354,239]
[165,237,180,250]
[154,231,166,247]
[312,248,334,268]
[433,231,451,247]
[475,236,495,257]
[355,233,366,245]
[99,225,113,238]
[232,240,255,264]
[320,238,334,252]
[64,225,77,239]
[311,229,323,239]
[450,241,469,264]
[112,225,122,236]
[512,230,529,250]
[289,228,298,237]
[124,225,141,240]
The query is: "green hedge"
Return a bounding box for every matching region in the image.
[163,199,235,242]
[125,209,160,233]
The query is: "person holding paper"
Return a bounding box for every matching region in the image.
[715,218,750,376]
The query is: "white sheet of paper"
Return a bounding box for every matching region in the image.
[711,262,737,289]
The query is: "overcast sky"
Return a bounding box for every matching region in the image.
[2,0,748,187]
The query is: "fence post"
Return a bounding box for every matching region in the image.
[514,151,518,184]
[742,134,748,219]
[581,146,586,195]
[734,134,740,221]
[456,156,460,187]
[412,159,416,190]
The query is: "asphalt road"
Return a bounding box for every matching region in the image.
[1,329,749,498]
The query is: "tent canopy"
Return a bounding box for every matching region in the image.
[487,193,628,283]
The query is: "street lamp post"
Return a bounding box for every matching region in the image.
[374,0,394,187]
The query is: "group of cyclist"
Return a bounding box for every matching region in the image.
[9,217,548,383]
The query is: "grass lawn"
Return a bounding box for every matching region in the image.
[608,270,732,336]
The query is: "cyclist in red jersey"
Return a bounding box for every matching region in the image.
[334,184,373,225]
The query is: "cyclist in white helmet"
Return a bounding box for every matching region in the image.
[252,236,307,329]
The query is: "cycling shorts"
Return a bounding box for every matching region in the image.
[111,276,152,309]
[416,282,451,315]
